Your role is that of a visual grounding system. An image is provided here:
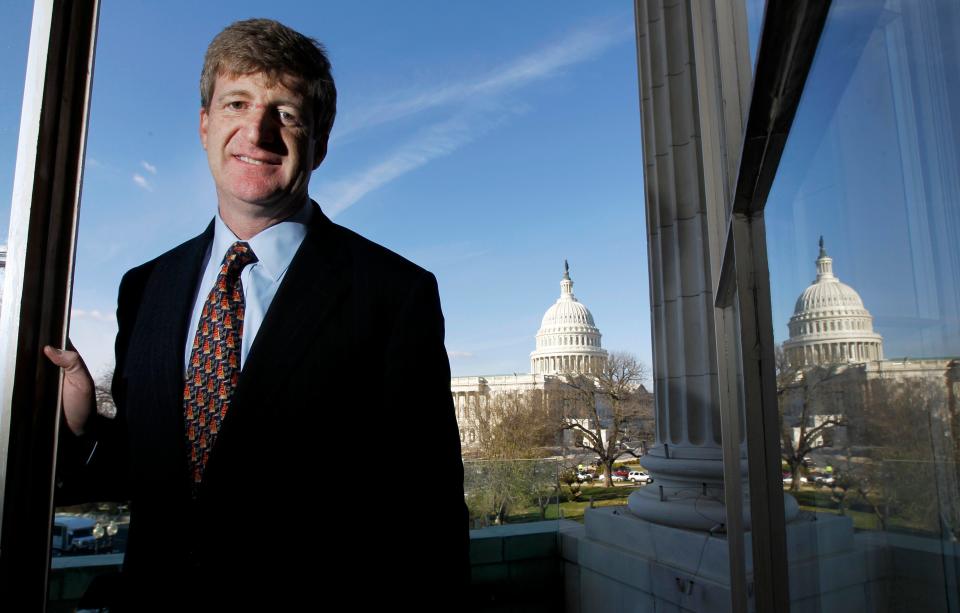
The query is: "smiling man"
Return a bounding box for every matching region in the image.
[200,69,323,236]
[47,19,468,611]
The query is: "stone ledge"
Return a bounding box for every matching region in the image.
[784,513,855,563]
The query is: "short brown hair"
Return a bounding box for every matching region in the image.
[200,19,337,138]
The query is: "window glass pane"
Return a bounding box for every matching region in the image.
[745,0,766,68]
[717,292,754,599]
[52,1,650,609]
[0,2,34,304]
[766,0,960,610]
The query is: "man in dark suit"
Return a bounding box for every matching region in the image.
[47,18,468,611]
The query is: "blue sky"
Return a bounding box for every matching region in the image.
[3,1,956,381]
[1,2,651,379]
[765,0,960,360]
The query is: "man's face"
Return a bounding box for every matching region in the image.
[200,72,327,216]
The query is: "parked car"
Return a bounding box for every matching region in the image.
[628,471,652,484]
[613,467,630,478]
[52,515,100,554]
[812,474,836,486]
[610,473,625,482]
[576,472,594,482]
[782,473,808,485]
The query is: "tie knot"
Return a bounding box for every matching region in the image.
[223,241,257,277]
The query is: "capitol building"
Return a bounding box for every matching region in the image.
[530,263,607,376]
[452,263,608,449]
[781,238,957,451]
[783,238,884,368]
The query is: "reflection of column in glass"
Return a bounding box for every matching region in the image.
[0,245,6,315]
[883,1,960,355]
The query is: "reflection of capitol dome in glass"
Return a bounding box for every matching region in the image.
[783,238,883,367]
[530,261,607,375]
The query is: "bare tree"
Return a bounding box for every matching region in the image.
[465,391,561,525]
[777,356,846,492]
[95,369,116,419]
[559,351,652,487]
[474,390,559,460]
[842,375,959,535]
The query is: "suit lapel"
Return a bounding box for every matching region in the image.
[144,223,213,459]
[118,221,212,502]
[230,204,351,416]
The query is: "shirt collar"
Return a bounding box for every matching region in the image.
[212,200,312,282]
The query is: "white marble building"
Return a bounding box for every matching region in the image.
[453,263,607,449]
[781,238,957,452]
[783,238,884,368]
[530,261,607,376]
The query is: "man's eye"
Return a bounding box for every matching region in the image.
[227,101,246,111]
[279,110,300,125]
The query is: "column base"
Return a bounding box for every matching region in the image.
[628,450,799,530]
[627,483,800,531]
[561,506,887,613]
[627,483,729,531]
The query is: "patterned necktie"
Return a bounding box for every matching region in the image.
[183,241,257,489]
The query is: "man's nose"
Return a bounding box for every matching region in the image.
[243,106,279,146]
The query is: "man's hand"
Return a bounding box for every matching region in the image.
[43,345,96,436]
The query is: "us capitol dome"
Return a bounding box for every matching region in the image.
[530,261,608,375]
[783,238,883,367]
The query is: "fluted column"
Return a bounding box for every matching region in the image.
[628,0,798,530]
[626,0,725,530]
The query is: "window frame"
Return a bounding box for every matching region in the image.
[0,0,100,607]
[714,1,834,611]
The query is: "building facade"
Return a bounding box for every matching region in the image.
[783,238,884,368]
[781,239,956,453]
[454,264,608,450]
[529,261,607,376]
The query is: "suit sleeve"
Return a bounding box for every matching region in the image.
[381,271,470,589]
[54,268,143,505]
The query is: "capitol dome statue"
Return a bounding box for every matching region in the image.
[783,238,883,367]
[530,261,608,375]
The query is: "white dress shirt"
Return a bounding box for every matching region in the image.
[183,202,312,370]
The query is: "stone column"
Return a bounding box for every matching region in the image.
[626,0,726,531]
[627,0,798,530]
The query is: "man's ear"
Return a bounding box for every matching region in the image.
[312,131,329,170]
[199,107,209,150]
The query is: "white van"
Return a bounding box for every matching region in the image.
[51,515,100,554]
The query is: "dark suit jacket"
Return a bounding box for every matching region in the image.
[57,204,469,611]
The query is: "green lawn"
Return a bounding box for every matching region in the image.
[472,478,943,534]
[796,504,884,530]
[789,485,934,533]
[501,484,638,524]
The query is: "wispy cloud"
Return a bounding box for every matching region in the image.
[448,351,474,359]
[406,240,491,269]
[141,160,157,174]
[132,173,152,191]
[71,308,116,323]
[319,16,632,216]
[334,17,633,143]
[320,108,511,217]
